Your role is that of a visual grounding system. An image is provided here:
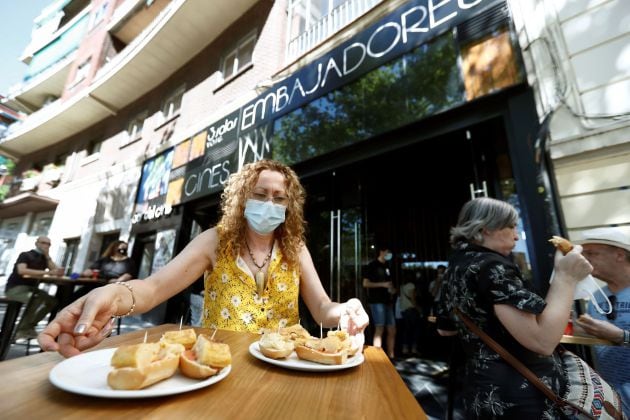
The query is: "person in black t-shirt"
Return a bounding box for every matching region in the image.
[73,240,137,300]
[4,236,61,340]
[363,245,396,358]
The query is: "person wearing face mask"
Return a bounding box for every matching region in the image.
[39,160,369,357]
[573,227,630,416]
[73,240,138,297]
[363,244,397,358]
[5,236,61,340]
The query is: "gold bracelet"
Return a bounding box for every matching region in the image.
[113,281,136,318]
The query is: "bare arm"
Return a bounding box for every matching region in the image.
[103,228,219,314]
[111,273,133,283]
[362,278,391,288]
[16,262,50,277]
[299,245,340,327]
[39,228,219,356]
[575,314,625,343]
[299,245,368,332]
[494,247,592,355]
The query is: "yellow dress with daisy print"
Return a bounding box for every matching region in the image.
[202,242,300,333]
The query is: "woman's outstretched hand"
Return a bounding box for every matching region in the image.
[37,288,119,357]
[341,298,369,334]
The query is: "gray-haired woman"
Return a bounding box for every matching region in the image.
[437,197,592,418]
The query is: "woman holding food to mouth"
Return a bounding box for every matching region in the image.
[436,197,593,419]
[39,159,369,357]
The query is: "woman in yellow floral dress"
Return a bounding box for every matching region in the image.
[39,160,369,357]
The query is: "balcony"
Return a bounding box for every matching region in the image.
[13,164,64,194]
[108,0,171,45]
[3,5,91,114]
[0,0,258,159]
[3,52,76,114]
[287,0,383,60]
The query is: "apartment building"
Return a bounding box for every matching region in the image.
[0,0,628,322]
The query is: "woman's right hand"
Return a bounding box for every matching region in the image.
[38,286,120,357]
[553,245,592,284]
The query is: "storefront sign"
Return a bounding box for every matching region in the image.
[134,0,502,216]
[240,0,500,130]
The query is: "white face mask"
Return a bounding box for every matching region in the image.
[244,199,286,234]
[574,275,613,314]
[384,252,393,261]
[550,272,613,315]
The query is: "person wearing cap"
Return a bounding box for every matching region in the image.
[574,227,630,416]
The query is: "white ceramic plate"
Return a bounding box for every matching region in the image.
[248,342,364,372]
[49,348,231,398]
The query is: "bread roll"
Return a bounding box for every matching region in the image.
[107,342,184,390]
[179,350,219,379]
[295,345,347,365]
[279,324,311,346]
[327,330,359,356]
[295,335,348,365]
[258,332,294,359]
[549,236,574,255]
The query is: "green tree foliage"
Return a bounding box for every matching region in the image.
[272,32,465,165]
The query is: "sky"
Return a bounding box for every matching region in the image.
[0,0,53,97]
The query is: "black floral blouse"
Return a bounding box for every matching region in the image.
[437,242,567,419]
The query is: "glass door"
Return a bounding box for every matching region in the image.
[302,170,365,327]
[465,122,534,280]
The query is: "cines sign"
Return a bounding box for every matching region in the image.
[136,0,500,217]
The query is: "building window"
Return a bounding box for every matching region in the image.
[89,2,109,30]
[99,232,120,256]
[62,238,80,275]
[31,217,52,236]
[287,0,376,59]
[88,139,102,156]
[71,58,92,87]
[124,111,147,146]
[221,31,256,81]
[161,85,185,122]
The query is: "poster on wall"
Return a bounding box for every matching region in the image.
[180,109,241,203]
[151,229,176,274]
[132,148,175,223]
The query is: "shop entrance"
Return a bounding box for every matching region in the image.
[300,117,533,319]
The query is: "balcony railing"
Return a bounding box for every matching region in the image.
[10,165,65,196]
[287,0,383,60]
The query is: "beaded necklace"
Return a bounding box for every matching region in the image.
[245,240,273,294]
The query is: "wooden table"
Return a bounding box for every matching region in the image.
[0,325,427,419]
[560,334,614,346]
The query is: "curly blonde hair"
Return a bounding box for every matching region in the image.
[217,159,306,267]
